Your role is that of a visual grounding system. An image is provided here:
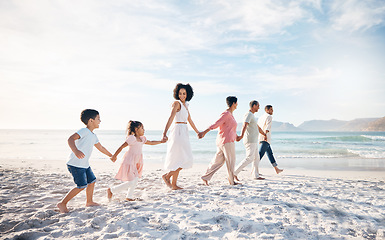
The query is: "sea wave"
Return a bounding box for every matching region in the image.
[279,155,338,159]
[361,135,385,141]
[347,149,385,159]
[322,136,373,142]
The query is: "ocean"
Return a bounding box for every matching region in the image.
[0,129,384,171]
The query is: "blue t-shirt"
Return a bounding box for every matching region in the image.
[67,128,99,168]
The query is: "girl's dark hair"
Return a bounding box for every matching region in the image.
[173,83,194,101]
[226,96,237,107]
[80,109,99,125]
[126,120,143,135]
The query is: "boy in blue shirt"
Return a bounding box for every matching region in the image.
[57,109,113,213]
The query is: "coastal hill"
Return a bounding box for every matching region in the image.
[236,117,385,132]
[272,121,299,131]
[364,117,385,131]
[298,118,383,131]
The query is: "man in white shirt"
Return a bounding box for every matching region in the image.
[257,105,283,174]
[234,100,267,180]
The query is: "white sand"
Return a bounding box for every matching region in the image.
[1,158,385,240]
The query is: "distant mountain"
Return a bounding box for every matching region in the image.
[298,119,347,131]
[235,116,385,132]
[364,117,385,131]
[340,118,379,131]
[272,121,301,131]
[298,118,380,131]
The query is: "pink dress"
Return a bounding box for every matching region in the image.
[115,135,147,181]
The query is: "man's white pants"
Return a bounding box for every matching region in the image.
[234,143,260,178]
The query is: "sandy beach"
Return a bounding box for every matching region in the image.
[0,158,384,240]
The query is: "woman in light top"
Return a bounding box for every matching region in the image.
[162,83,200,190]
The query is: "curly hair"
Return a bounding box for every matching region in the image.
[173,83,194,101]
[126,120,143,135]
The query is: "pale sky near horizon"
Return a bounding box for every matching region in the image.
[1,0,385,130]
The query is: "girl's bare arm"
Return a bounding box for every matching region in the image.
[110,142,128,162]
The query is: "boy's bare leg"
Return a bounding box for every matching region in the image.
[171,168,183,190]
[57,187,84,213]
[85,182,100,207]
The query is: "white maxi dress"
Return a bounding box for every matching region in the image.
[164,100,193,171]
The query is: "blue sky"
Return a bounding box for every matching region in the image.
[1,0,385,130]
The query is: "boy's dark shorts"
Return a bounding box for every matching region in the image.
[67,165,96,189]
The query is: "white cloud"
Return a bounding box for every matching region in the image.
[330,0,385,32]
[192,80,241,95]
[251,67,338,94]
[0,0,384,129]
[191,0,317,41]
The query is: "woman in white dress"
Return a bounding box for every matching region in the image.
[162,83,199,190]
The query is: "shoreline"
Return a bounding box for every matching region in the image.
[1,158,384,181]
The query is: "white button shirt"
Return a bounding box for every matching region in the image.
[257,113,272,144]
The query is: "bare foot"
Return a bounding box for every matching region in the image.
[230,181,242,185]
[125,198,135,201]
[202,179,209,186]
[162,174,172,188]
[234,175,240,181]
[86,202,100,207]
[56,202,69,213]
[171,185,183,190]
[254,177,265,180]
[275,168,283,174]
[107,188,113,200]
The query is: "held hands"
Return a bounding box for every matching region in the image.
[236,135,243,142]
[110,156,117,162]
[161,138,167,143]
[198,131,206,139]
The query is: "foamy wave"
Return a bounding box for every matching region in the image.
[279,155,337,159]
[323,136,372,142]
[347,149,385,159]
[361,135,385,141]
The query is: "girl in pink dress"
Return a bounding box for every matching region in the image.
[107,121,165,201]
